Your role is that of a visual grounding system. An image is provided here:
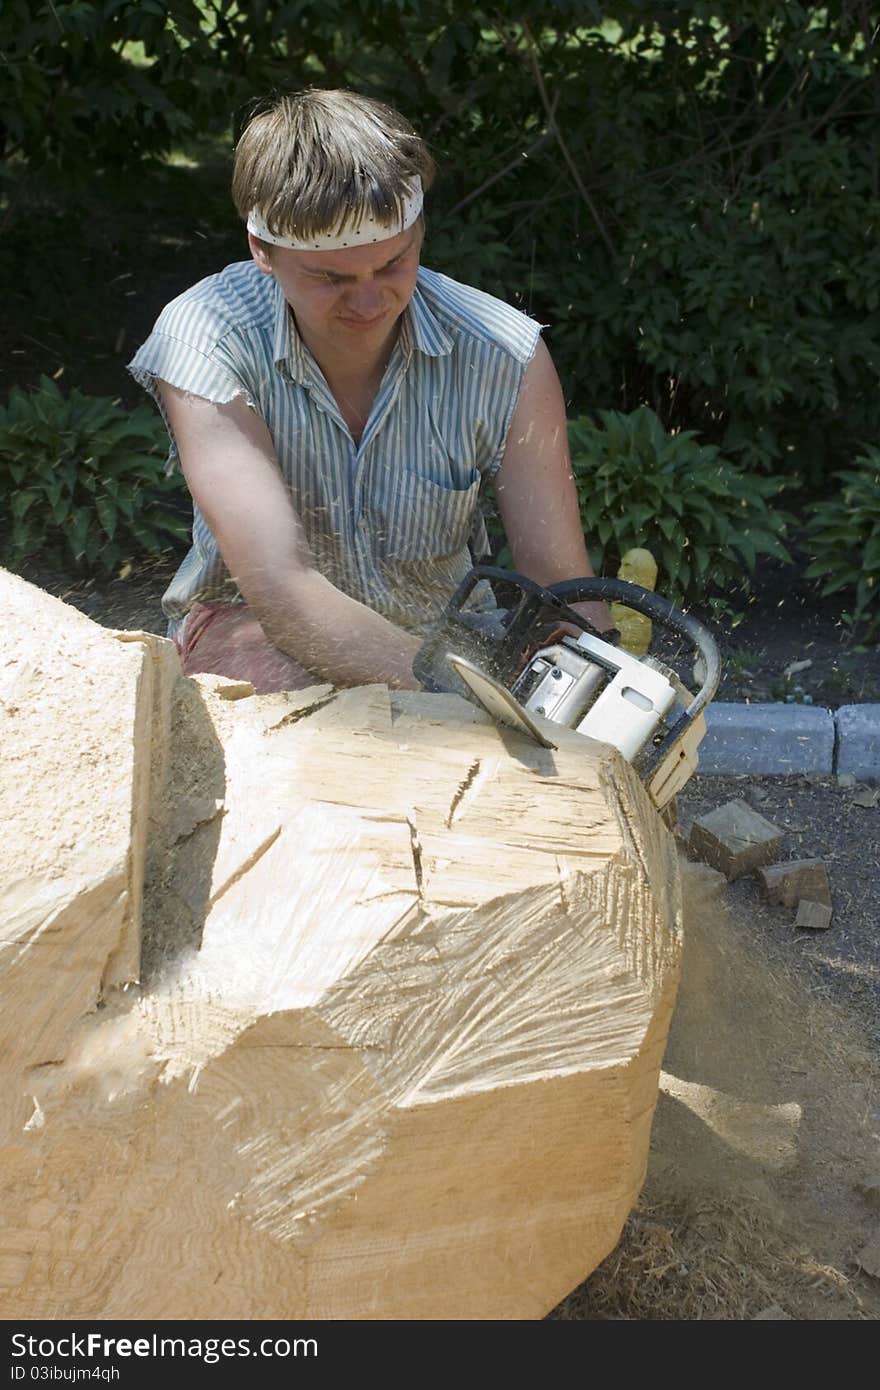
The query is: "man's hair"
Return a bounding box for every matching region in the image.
[232,88,436,240]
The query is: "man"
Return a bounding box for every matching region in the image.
[130,88,610,693]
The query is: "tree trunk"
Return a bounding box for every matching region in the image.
[0,568,682,1320]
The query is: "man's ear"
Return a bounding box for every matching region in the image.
[248,233,273,274]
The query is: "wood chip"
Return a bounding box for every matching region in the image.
[795,898,833,931]
[191,673,255,701]
[757,859,831,909]
[783,658,813,679]
[169,795,225,842]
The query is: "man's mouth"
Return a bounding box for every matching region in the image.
[338,313,386,329]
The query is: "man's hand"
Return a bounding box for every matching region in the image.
[158,383,421,688]
[493,339,614,635]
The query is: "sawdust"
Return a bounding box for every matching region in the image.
[552,863,880,1320]
[554,1190,861,1321]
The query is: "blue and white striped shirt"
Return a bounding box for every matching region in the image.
[129,261,541,638]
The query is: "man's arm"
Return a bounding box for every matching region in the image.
[158,383,421,688]
[493,338,614,633]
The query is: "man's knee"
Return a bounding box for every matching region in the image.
[179,602,317,693]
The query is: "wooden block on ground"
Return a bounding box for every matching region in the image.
[687,799,785,880]
[757,858,831,908]
[795,898,833,931]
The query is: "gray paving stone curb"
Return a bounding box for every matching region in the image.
[699,702,880,779]
[836,704,880,779]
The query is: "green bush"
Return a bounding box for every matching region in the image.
[607,130,880,481]
[803,449,880,640]
[568,406,792,601]
[0,0,215,178]
[0,376,189,572]
[2,2,879,502]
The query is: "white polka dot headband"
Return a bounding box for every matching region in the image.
[247,178,423,250]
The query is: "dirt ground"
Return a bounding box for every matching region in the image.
[8,555,880,1320]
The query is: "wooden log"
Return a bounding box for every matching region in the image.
[0,567,683,1320]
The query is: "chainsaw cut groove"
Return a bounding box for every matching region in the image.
[265,690,339,730]
[446,757,482,827]
[556,857,572,916]
[407,815,425,898]
[206,825,283,908]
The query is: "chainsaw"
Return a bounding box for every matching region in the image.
[414,565,721,812]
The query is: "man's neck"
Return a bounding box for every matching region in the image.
[294,314,404,444]
[296,316,403,390]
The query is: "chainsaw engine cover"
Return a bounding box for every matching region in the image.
[514,630,679,765]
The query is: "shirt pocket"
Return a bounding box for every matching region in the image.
[381,468,481,561]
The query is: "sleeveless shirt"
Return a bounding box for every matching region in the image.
[129,261,541,638]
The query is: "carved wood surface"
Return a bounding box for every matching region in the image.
[0,569,682,1319]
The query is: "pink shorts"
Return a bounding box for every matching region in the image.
[176,602,317,695]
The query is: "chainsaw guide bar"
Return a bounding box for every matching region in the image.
[447,655,558,749]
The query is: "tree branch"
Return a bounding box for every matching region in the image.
[447,124,555,218]
[518,22,616,256]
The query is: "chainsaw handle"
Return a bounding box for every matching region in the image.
[453,566,721,719]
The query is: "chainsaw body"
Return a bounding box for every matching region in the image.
[415,566,721,811]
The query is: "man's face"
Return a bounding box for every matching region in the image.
[250,221,423,364]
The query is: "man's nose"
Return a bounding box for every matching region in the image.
[344,279,383,317]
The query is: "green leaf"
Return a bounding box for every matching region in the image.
[10,489,39,520]
[96,495,118,540]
